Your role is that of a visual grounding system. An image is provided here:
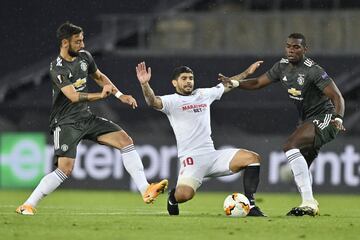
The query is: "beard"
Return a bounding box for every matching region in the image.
[68,46,79,57]
[180,86,193,95]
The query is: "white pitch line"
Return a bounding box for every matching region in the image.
[0,205,163,210]
[0,211,194,215]
[0,205,18,208]
[0,212,167,215]
[74,211,168,215]
[0,205,194,215]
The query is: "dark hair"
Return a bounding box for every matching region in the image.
[172,66,193,80]
[288,33,307,47]
[56,22,83,46]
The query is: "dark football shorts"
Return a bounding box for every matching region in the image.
[301,113,339,164]
[52,115,122,159]
[311,113,339,149]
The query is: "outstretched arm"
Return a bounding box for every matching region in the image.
[218,61,272,90]
[323,81,346,131]
[136,62,163,110]
[91,69,138,109]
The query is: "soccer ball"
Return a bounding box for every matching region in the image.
[223,193,250,217]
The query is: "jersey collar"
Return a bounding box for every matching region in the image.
[175,91,193,96]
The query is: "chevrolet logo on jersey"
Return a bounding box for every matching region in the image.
[73,78,87,90]
[288,88,301,96]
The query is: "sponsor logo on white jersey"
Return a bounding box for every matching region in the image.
[181,103,208,113]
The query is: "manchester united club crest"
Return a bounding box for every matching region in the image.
[80,61,88,72]
[297,74,305,85]
[61,144,69,152]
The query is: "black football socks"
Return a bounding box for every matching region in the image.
[243,164,260,206]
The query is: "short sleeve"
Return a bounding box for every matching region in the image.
[50,65,72,89]
[81,50,98,74]
[312,66,333,91]
[201,84,225,102]
[158,95,174,115]
[266,61,281,82]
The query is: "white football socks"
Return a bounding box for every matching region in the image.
[121,144,149,195]
[25,168,67,207]
[285,149,314,202]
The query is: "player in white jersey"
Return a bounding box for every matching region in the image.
[136,61,266,216]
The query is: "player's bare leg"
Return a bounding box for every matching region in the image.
[167,185,195,215]
[174,185,195,203]
[229,149,266,217]
[284,122,319,216]
[98,130,168,203]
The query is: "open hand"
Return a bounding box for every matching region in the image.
[218,73,236,88]
[218,73,231,84]
[246,61,264,75]
[136,62,151,84]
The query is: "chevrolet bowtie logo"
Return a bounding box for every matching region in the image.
[73,78,87,88]
[288,88,302,96]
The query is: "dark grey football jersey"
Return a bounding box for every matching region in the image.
[49,50,97,129]
[266,56,335,121]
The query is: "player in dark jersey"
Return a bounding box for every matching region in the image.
[16,22,168,215]
[218,33,345,216]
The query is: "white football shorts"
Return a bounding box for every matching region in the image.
[177,148,239,191]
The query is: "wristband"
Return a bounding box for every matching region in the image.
[115,91,124,98]
[334,118,343,125]
[230,80,240,88]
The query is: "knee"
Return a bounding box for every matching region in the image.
[58,164,73,177]
[57,159,74,177]
[121,134,134,147]
[230,150,261,172]
[283,141,295,152]
[175,188,194,203]
[245,151,261,165]
[252,152,261,163]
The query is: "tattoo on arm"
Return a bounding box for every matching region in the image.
[78,92,88,102]
[142,85,156,105]
[141,83,159,107]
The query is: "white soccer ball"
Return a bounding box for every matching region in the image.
[223,193,250,217]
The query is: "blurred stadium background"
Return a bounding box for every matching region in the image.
[0,0,359,194]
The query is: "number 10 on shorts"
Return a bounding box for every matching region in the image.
[183,157,194,167]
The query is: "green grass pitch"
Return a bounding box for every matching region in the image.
[0,190,359,240]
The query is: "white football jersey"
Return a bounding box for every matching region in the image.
[159,84,225,158]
